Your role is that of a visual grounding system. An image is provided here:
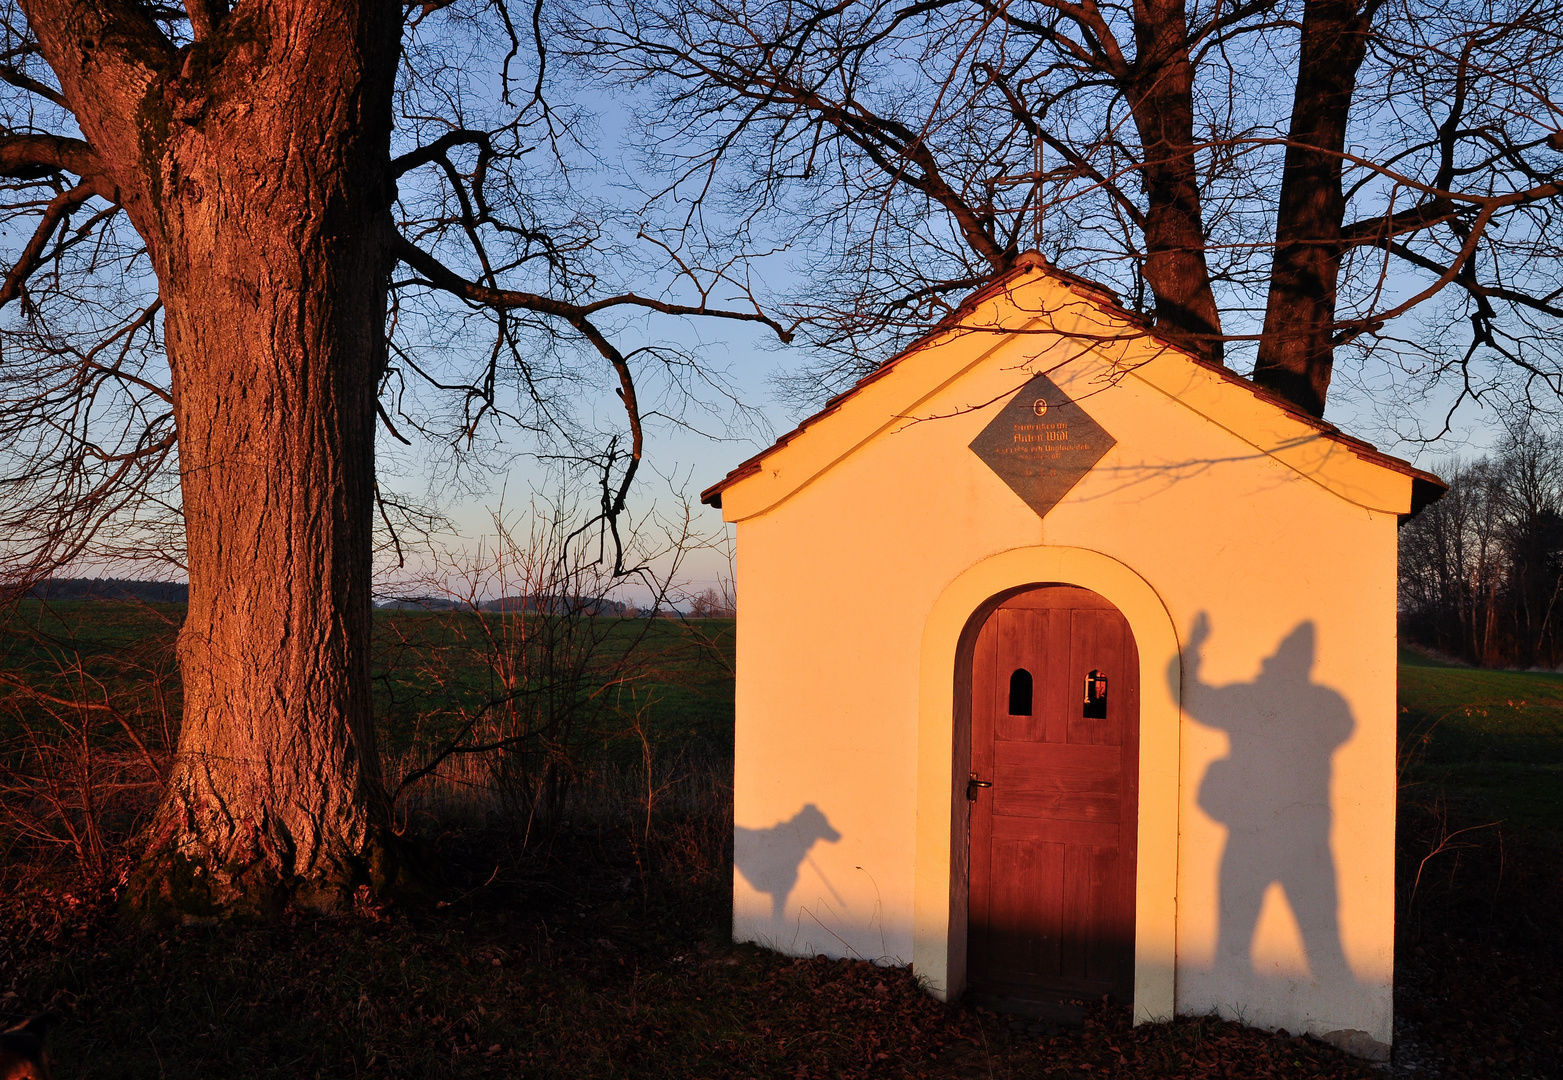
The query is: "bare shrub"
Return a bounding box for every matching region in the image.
[0,501,737,895]
[1401,427,1563,667]
[685,586,735,619]
[378,501,733,864]
[0,603,179,889]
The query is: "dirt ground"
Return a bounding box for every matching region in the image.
[1,808,1554,1080]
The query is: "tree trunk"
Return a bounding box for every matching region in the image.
[1251,0,1376,416]
[21,0,405,916]
[1126,0,1225,363]
[139,202,395,914]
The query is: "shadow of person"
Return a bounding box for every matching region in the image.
[734,804,842,919]
[1175,615,1355,983]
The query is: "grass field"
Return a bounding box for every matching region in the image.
[0,600,736,754]
[0,608,1558,1078]
[367,607,736,768]
[0,600,737,827]
[1396,645,1563,847]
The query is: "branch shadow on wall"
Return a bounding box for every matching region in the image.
[734,803,842,919]
[1175,614,1355,988]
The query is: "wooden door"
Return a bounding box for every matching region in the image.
[967,585,1139,1004]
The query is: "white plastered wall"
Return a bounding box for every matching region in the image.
[725,288,1400,1049]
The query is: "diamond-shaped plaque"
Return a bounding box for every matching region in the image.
[969,372,1116,519]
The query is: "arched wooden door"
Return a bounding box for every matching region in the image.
[967,584,1139,1006]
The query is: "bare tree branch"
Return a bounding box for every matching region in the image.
[392,232,794,340]
[0,134,113,197]
[0,182,102,308]
[0,62,66,107]
[182,0,229,40]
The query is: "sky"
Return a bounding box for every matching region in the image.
[3,14,1525,607]
[372,49,1529,610]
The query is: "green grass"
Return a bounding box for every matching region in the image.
[6,608,1552,848]
[366,610,736,780]
[0,601,183,727]
[1,601,734,757]
[2,599,186,651]
[0,602,737,888]
[1397,645,1563,847]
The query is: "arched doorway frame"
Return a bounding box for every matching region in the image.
[912,545,1181,1024]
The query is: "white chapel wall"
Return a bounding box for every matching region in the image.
[727,318,1400,1047]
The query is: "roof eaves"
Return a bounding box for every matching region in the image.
[701,255,1448,511]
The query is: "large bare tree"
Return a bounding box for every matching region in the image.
[0,0,780,914]
[576,0,1563,421]
[1400,430,1563,666]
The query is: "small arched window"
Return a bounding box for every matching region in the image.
[1008,668,1034,716]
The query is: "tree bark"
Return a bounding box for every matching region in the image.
[21,0,404,915]
[1125,0,1226,363]
[1251,0,1377,416]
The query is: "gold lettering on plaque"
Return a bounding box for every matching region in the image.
[969,373,1116,519]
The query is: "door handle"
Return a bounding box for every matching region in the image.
[967,772,993,801]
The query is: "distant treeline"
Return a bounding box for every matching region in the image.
[377,594,636,616]
[19,583,671,618]
[26,578,189,604]
[1400,430,1563,668]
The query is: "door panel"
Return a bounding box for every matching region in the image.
[990,815,1118,848]
[992,743,1123,823]
[967,585,1139,1004]
[986,838,1064,979]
